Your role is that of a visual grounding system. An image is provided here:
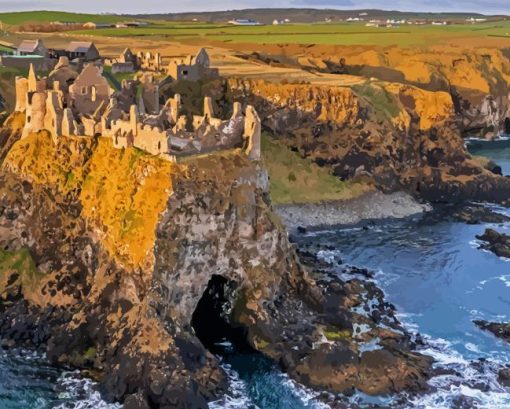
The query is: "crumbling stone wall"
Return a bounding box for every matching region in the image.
[69,64,110,115]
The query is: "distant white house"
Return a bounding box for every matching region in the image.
[273,19,288,25]
[17,39,47,57]
[466,17,487,23]
[228,19,262,26]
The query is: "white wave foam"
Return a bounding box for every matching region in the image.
[53,371,121,409]
[209,362,331,409]
[209,364,257,409]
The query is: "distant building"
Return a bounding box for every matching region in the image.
[83,22,115,29]
[65,42,100,61]
[466,17,487,23]
[228,19,261,26]
[167,48,219,82]
[17,39,47,57]
[106,48,137,74]
[51,21,79,26]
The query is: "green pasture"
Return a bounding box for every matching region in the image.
[0,11,125,25]
[66,20,510,46]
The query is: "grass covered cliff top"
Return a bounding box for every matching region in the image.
[262,133,372,205]
[3,131,174,270]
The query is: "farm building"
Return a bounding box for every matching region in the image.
[17,39,47,57]
[65,42,100,61]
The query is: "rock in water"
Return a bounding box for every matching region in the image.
[476,229,510,258]
[474,320,510,343]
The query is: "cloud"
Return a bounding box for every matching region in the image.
[0,0,507,14]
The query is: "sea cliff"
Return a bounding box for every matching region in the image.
[0,116,432,407]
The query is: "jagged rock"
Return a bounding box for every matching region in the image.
[498,367,510,387]
[474,320,510,343]
[453,205,510,225]
[476,229,510,258]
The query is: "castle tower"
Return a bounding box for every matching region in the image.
[62,108,76,137]
[244,105,261,161]
[27,63,37,93]
[23,91,46,137]
[130,104,139,137]
[203,97,214,120]
[14,76,29,112]
[232,101,242,118]
[44,90,64,137]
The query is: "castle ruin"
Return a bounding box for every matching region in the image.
[167,48,219,82]
[14,60,261,162]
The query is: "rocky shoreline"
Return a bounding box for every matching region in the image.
[275,190,431,231]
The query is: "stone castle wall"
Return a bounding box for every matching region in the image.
[14,63,261,162]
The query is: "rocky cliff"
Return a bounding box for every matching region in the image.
[0,117,433,407]
[229,43,510,139]
[227,78,510,203]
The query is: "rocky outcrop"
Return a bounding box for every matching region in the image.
[474,320,510,343]
[476,229,510,258]
[0,117,434,406]
[228,78,510,203]
[229,43,510,139]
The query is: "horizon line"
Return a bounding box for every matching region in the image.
[0,7,508,17]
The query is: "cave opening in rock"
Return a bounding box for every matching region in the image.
[505,117,510,135]
[191,275,253,354]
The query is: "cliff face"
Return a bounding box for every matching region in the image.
[228,78,510,203]
[0,119,433,407]
[233,43,510,139]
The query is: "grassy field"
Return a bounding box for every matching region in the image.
[262,133,372,205]
[66,20,510,46]
[0,11,125,25]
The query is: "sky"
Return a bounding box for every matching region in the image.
[0,0,508,15]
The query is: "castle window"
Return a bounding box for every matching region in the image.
[81,86,87,95]
[158,141,161,151]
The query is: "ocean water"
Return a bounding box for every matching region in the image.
[2,146,510,408]
[468,140,510,176]
[0,348,121,409]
